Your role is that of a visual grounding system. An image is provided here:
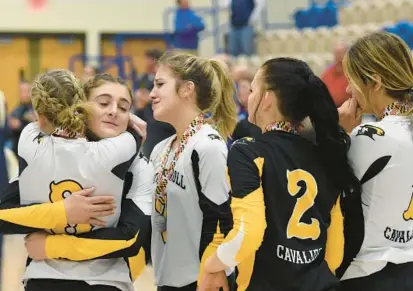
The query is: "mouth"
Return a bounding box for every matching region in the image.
[152,100,161,108]
[102,121,118,127]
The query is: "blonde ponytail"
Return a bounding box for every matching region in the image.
[159,52,238,139]
[56,103,89,137]
[208,59,237,139]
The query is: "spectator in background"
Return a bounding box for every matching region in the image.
[0,90,8,189]
[132,87,151,120]
[173,0,205,55]
[231,70,261,143]
[137,48,163,92]
[221,0,266,57]
[321,41,351,107]
[8,82,36,155]
[81,64,99,84]
[213,54,233,71]
[0,89,6,281]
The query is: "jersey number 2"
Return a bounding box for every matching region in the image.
[286,169,320,240]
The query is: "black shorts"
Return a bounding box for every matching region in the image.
[25,279,121,291]
[340,262,413,291]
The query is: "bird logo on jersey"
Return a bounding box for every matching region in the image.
[49,179,93,235]
[356,125,385,140]
[208,134,222,141]
[33,132,45,144]
[232,136,255,147]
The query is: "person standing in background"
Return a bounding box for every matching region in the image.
[0,89,8,279]
[173,0,205,55]
[8,81,36,155]
[221,0,266,57]
[81,65,99,84]
[231,72,261,143]
[321,41,352,107]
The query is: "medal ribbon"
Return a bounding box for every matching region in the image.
[264,121,302,134]
[380,101,412,119]
[155,114,205,215]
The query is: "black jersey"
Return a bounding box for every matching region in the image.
[217,131,343,291]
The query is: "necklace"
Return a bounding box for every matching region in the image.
[380,100,412,119]
[264,121,302,134]
[153,114,205,235]
[52,127,84,139]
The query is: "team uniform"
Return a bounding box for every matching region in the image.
[150,116,233,290]
[340,101,413,290]
[0,122,153,291]
[217,122,343,291]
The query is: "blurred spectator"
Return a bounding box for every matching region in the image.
[173,0,205,55]
[8,82,36,155]
[0,90,8,188]
[231,71,261,143]
[81,64,99,84]
[212,54,233,71]
[136,49,163,91]
[231,64,252,82]
[0,89,6,278]
[132,88,151,120]
[221,0,266,56]
[321,41,351,107]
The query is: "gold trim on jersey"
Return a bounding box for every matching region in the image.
[128,247,146,281]
[0,201,67,229]
[325,196,344,274]
[45,231,140,261]
[222,157,266,291]
[198,222,225,286]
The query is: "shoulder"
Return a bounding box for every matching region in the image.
[349,120,398,152]
[193,125,227,157]
[348,120,398,175]
[130,152,150,169]
[129,152,154,185]
[228,136,259,164]
[20,122,41,138]
[150,135,175,162]
[350,122,386,142]
[18,122,46,156]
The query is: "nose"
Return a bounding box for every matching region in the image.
[149,88,157,100]
[107,102,118,117]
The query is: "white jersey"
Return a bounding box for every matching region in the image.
[18,122,138,291]
[342,115,413,280]
[150,124,232,287]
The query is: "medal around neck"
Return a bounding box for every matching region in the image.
[155,214,167,233]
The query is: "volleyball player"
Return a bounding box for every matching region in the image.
[336,32,413,291]
[199,57,360,291]
[149,52,237,290]
[0,72,152,291]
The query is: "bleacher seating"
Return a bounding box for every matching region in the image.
[237,0,413,76]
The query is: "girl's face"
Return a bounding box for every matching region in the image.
[150,65,183,125]
[87,82,131,139]
[248,69,264,125]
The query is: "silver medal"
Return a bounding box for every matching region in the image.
[155,214,167,233]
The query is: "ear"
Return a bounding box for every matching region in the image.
[371,74,382,92]
[179,80,196,100]
[260,90,275,112]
